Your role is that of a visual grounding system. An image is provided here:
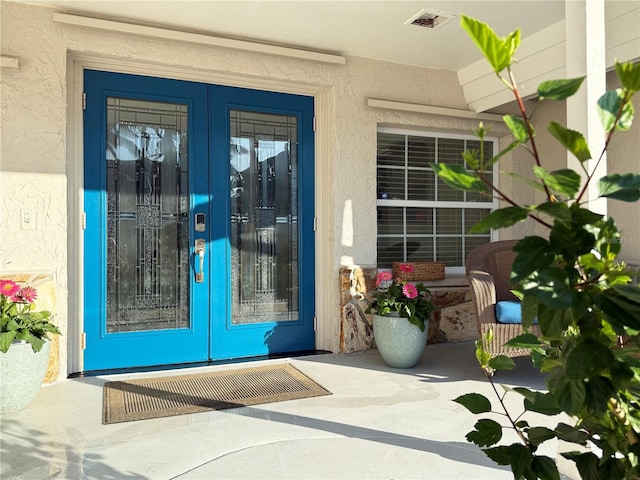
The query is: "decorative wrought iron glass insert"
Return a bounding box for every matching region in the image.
[230,110,299,325]
[106,97,190,333]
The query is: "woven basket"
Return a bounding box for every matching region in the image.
[392,261,446,281]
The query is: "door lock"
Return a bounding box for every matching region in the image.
[195,239,206,283]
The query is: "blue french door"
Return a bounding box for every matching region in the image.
[83,70,315,371]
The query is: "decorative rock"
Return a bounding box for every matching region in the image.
[340,300,374,353]
[427,309,447,344]
[431,290,468,308]
[439,301,478,342]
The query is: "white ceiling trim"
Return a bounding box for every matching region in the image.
[52,13,346,65]
[367,98,503,122]
[1,55,20,70]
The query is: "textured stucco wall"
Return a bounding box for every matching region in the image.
[2,2,498,378]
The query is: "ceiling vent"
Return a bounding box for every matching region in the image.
[406,9,456,30]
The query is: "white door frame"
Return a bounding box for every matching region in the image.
[67,54,336,374]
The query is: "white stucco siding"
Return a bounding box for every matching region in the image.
[1,2,493,376]
[607,68,640,264]
[1,4,70,373]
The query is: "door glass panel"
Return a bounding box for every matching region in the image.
[230,110,298,324]
[106,97,190,333]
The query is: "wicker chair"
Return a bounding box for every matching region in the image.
[465,239,541,358]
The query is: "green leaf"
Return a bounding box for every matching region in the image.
[512,236,554,283]
[598,457,627,480]
[566,338,615,379]
[531,347,550,370]
[520,296,539,330]
[524,391,563,416]
[503,171,547,193]
[584,376,615,416]
[504,332,541,349]
[468,206,529,233]
[462,150,480,170]
[488,355,515,371]
[538,77,585,100]
[614,284,640,303]
[431,163,487,193]
[503,115,529,142]
[599,173,640,202]
[534,202,571,225]
[512,387,536,402]
[506,444,533,479]
[573,452,600,480]
[540,307,574,339]
[533,165,583,197]
[475,337,492,367]
[531,455,561,480]
[548,370,586,415]
[597,287,640,330]
[523,271,573,311]
[527,427,556,446]
[460,15,518,74]
[0,331,17,353]
[483,446,511,466]
[550,209,597,257]
[547,122,592,163]
[454,393,492,414]
[616,60,640,92]
[598,89,634,132]
[554,423,589,445]
[28,335,45,353]
[466,418,503,447]
[503,29,521,58]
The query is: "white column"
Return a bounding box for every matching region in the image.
[565,0,607,215]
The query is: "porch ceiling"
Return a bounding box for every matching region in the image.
[14,0,564,71]
[9,1,639,112]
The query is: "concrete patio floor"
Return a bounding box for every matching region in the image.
[1,341,575,479]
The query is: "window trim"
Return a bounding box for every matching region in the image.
[376,126,499,275]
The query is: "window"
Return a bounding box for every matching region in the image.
[376,128,497,273]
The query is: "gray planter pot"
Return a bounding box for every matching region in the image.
[373,313,429,368]
[0,340,50,414]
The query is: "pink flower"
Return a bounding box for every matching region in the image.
[403,283,418,299]
[13,287,38,304]
[0,280,20,298]
[399,263,414,273]
[376,271,392,287]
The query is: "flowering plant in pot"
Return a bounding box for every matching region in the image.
[366,264,436,368]
[366,265,435,332]
[1,279,61,413]
[0,279,60,353]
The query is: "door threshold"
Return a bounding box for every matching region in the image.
[69,349,331,378]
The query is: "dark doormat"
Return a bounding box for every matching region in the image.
[103,363,331,424]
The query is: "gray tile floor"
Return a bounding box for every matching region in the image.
[1,342,575,479]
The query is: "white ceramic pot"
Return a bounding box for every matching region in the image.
[373,313,428,368]
[0,340,50,414]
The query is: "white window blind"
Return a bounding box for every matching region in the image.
[376,128,497,272]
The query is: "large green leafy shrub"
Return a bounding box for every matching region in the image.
[447,16,640,480]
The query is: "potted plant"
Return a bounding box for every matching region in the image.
[0,279,61,414]
[366,265,435,368]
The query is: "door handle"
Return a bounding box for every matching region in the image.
[195,239,206,283]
